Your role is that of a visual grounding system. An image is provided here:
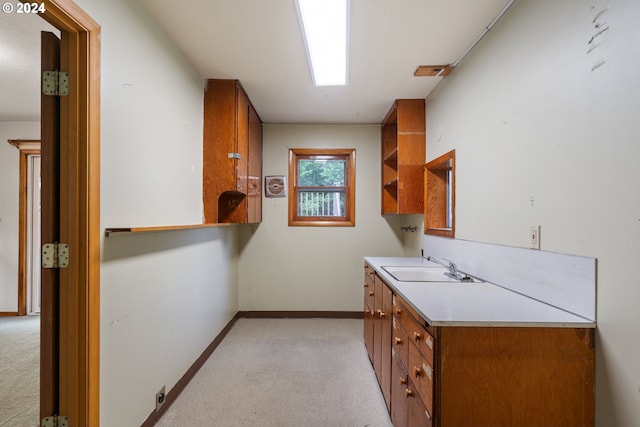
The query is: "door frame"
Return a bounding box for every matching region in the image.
[38,0,101,425]
[8,139,40,316]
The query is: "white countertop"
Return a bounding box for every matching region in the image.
[365,257,595,328]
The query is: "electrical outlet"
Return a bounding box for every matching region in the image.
[529,225,540,250]
[156,386,166,411]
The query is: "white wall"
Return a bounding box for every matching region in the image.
[424,0,640,425]
[0,121,39,312]
[72,0,239,425]
[238,124,407,311]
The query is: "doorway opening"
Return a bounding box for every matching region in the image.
[8,139,42,316]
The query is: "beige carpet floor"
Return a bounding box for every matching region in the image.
[0,315,39,427]
[157,318,393,427]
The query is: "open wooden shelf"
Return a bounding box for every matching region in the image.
[380,99,425,214]
[105,223,229,237]
[383,178,398,188]
[383,147,398,164]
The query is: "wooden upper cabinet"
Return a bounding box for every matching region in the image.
[203,79,263,224]
[381,99,426,214]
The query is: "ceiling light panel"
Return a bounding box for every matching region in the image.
[296,0,349,86]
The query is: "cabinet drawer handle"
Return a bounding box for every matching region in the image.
[395,308,403,315]
[365,308,371,315]
[405,388,415,398]
[369,291,375,296]
[364,282,368,288]
[413,366,423,378]
[377,309,386,318]
[394,337,403,345]
[413,332,422,341]
[399,377,407,386]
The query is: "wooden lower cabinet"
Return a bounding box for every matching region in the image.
[363,265,393,411]
[363,264,595,427]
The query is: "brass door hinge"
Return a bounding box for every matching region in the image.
[42,415,68,427]
[42,243,69,269]
[42,70,69,96]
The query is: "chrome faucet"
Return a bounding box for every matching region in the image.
[426,256,465,280]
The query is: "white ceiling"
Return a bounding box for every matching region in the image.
[0,11,57,121]
[0,0,512,124]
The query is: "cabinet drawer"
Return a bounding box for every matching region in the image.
[364,272,375,307]
[364,264,376,282]
[409,340,434,419]
[395,299,434,366]
[392,316,409,367]
[364,269,375,291]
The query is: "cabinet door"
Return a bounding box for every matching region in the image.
[373,274,392,408]
[380,279,393,410]
[373,276,383,381]
[364,270,375,363]
[391,350,408,427]
[203,79,239,223]
[407,386,433,427]
[235,87,250,195]
[364,302,375,363]
[247,104,262,223]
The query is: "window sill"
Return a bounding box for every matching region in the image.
[288,219,355,227]
[425,227,454,238]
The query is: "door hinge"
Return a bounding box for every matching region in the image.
[42,70,69,96]
[42,243,69,269]
[42,415,68,427]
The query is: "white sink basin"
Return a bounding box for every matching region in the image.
[381,266,459,282]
